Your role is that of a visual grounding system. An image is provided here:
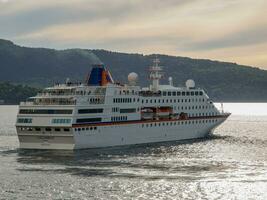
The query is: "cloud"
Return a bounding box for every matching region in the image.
[183,24,267,51]
[0,0,267,69]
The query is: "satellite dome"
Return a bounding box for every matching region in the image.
[128,72,138,85]
[186,79,195,89]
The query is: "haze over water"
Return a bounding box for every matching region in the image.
[0,104,266,199]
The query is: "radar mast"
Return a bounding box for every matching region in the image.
[149,57,164,91]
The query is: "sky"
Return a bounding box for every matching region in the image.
[1,0,267,70]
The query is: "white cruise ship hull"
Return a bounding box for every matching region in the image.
[17,115,228,150]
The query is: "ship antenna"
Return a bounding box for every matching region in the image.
[149,56,163,92]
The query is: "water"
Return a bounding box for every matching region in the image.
[0,104,266,200]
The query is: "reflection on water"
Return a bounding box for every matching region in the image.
[0,105,267,199]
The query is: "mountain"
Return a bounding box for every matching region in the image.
[0,82,40,105]
[0,38,267,102]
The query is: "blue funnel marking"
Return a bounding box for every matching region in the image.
[88,66,104,86]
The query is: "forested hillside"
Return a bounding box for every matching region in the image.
[1,39,267,102]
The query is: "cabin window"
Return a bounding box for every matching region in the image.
[163,92,167,96]
[168,92,171,96]
[17,118,32,123]
[78,108,103,114]
[52,119,71,124]
[76,118,102,123]
[120,108,136,113]
[19,109,73,115]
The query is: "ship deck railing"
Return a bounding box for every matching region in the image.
[20,101,76,106]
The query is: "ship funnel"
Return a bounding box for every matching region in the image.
[86,64,114,86]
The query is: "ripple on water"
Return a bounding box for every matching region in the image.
[0,105,267,199]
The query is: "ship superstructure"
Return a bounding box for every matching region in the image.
[16,60,230,149]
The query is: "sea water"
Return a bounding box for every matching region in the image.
[0,104,266,199]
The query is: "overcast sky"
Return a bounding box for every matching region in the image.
[1,0,267,69]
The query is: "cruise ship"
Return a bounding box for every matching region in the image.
[16,59,230,149]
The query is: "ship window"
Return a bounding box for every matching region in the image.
[64,128,70,132]
[195,91,199,96]
[35,127,41,131]
[186,92,190,96]
[172,92,176,96]
[94,127,97,130]
[19,109,73,115]
[166,99,169,103]
[45,128,52,131]
[200,91,203,95]
[17,118,32,123]
[76,118,102,123]
[163,92,167,96]
[55,128,60,132]
[120,108,136,113]
[177,92,181,96]
[191,92,194,96]
[146,100,148,103]
[52,119,71,124]
[168,92,171,96]
[78,108,103,114]
[150,100,152,103]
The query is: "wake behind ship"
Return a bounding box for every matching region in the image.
[16,59,230,149]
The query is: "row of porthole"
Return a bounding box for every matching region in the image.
[141,119,218,128]
[75,127,97,132]
[18,127,70,132]
[141,98,206,104]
